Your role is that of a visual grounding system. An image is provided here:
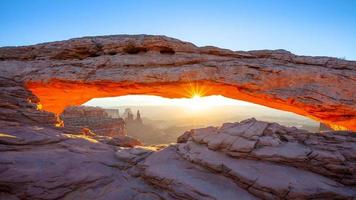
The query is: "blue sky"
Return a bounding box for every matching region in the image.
[1,0,355,60]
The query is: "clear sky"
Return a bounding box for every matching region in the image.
[1,0,356,60]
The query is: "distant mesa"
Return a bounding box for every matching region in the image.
[60,105,151,145]
[60,105,126,137]
[104,108,120,118]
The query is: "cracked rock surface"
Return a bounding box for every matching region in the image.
[0,126,171,200]
[1,119,355,199]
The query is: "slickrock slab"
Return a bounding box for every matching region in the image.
[0,119,355,199]
[177,142,355,199]
[117,119,356,200]
[140,146,258,200]
[0,126,168,200]
[179,118,356,186]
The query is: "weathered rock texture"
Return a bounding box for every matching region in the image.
[60,105,126,137]
[100,119,356,199]
[0,126,160,200]
[0,35,355,130]
[0,35,355,199]
[1,119,355,199]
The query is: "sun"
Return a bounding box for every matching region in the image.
[185,94,209,111]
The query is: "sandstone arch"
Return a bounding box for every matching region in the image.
[0,35,355,130]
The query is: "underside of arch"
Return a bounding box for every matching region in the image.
[26,79,355,131]
[0,35,355,130]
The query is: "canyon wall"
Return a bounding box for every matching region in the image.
[0,35,355,130]
[60,106,126,137]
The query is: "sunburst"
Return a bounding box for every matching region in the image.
[184,82,210,98]
[182,82,212,111]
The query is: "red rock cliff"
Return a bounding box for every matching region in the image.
[60,106,126,137]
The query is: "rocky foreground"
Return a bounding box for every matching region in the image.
[1,118,355,200]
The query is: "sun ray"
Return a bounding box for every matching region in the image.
[184,82,211,98]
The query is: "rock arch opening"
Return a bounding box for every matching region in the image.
[65,94,319,144]
[26,80,341,132]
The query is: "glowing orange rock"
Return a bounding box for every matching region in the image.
[26,80,355,131]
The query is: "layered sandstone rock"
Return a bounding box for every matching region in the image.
[0,77,58,127]
[0,35,355,130]
[95,135,143,148]
[1,119,354,199]
[126,119,356,199]
[0,126,162,200]
[177,118,356,186]
[60,106,126,137]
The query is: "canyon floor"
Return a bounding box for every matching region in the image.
[1,118,355,200]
